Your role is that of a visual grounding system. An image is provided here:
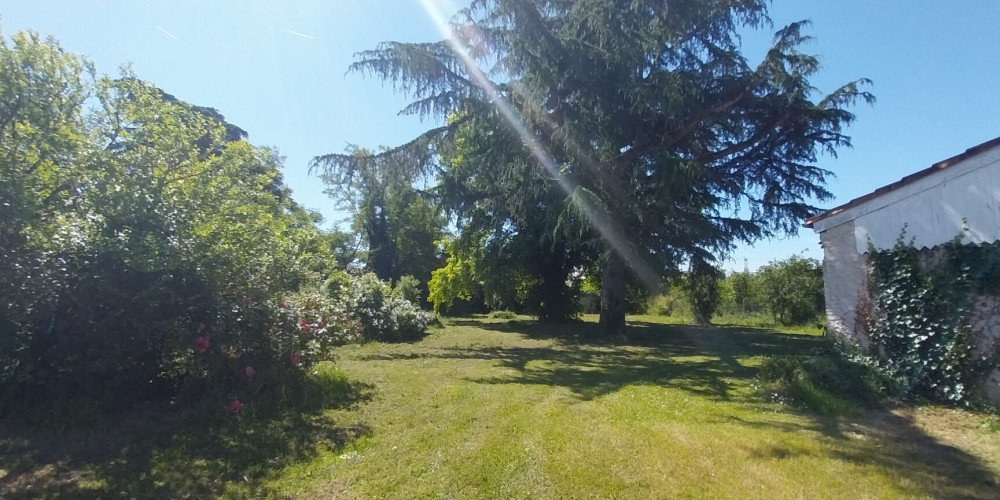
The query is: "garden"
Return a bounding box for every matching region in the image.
[2,1,1000,498]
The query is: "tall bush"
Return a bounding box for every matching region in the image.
[329,272,433,342]
[727,270,767,316]
[0,32,341,418]
[682,257,724,325]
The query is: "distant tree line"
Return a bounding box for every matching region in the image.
[647,255,825,326]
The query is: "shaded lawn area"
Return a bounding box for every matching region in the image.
[0,365,374,499]
[3,315,1000,498]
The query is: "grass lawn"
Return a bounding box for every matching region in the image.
[3,315,1000,498]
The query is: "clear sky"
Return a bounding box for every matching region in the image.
[2,1,998,271]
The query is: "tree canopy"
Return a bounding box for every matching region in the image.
[319,0,873,334]
[311,145,445,290]
[0,30,346,413]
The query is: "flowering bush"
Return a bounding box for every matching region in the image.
[273,289,363,363]
[166,289,364,416]
[0,34,366,421]
[331,273,434,342]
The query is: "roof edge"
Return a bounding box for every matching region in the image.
[805,134,1000,228]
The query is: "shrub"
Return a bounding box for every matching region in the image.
[759,353,896,414]
[681,257,723,325]
[332,273,433,342]
[393,275,422,305]
[324,270,353,300]
[646,287,690,317]
[488,310,518,319]
[0,35,344,420]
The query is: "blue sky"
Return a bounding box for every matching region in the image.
[2,1,998,271]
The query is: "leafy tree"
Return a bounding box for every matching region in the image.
[438,107,593,320]
[0,31,340,415]
[428,237,481,313]
[758,254,824,325]
[390,189,447,290]
[682,257,724,325]
[311,146,445,287]
[728,269,766,315]
[320,228,363,270]
[0,31,92,329]
[336,0,872,335]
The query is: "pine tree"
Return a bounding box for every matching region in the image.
[316,0,872,335]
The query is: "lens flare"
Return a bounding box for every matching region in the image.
[417,0,661,290]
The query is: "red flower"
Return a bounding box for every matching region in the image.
[245,366,256,378]
[298,321,311,332]
[290,352,302,366]
[195,335,211,354]
[225,399,243,413]
[278,300,288,309]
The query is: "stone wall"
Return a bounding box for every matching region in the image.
[969,292,1000,356]
[968,291,1000,402]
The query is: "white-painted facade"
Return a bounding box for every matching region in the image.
[808,138,1000,401]
[810,144,1000,253]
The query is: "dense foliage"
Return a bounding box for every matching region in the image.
[322,0,872,334]
[312,145,446,294]
[427,235,575,317]
[759,354,895,415]
[331,272,435,342]
[0,32,353,418]
[648,254,824,326]
[681,257,725,325]
[759,255,825,325]
[862,235,1000,403]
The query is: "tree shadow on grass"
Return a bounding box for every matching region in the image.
[728,409,1000,498]
[447,317,826,354]
[431,318,826,401]
[418,318,1000,497]
[0,379,374,499]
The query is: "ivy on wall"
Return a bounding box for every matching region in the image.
[862,230,1000,403]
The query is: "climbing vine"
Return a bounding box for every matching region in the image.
[863,230,1000,403]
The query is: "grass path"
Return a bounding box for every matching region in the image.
[267,316,1000,499]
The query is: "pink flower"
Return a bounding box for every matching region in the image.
[298,321,311,332]
[225,399,243,413]
[245,366,256,378]
[278,300,288,309]
[195,335,211,354]
[290,352,302,366]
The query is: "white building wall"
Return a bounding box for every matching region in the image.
[818,219,868,344]
[811,145,1000,252]
[853,157,1000,252]
[813,143,1000,401]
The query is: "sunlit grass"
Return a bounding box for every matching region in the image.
[265,316,999,499]
[2,316,998,498]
